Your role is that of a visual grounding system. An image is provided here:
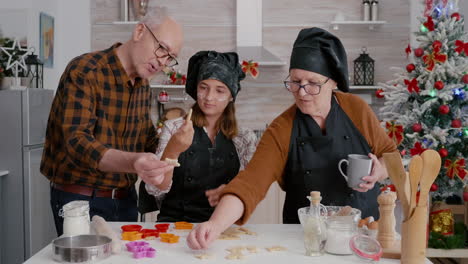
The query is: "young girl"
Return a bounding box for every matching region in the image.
[145,51,257,222]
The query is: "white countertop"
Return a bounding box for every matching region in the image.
[25,223,432,264]
[0,170,8,177]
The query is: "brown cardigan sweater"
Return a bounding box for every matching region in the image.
[221,91,397,225]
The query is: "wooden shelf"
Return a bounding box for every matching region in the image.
[427,248,468,258]
[350,85,381,90]
[150,84,185,89]
[331,20,387,30]
[95,21,138,25]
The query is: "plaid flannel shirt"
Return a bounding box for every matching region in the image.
[40,43,157,189]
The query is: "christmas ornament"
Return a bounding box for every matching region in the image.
[420,24,429,33]
[158,90,169,103]
[430,208,454,235]
[241,60,259,78]
[453,88,465,99]
[438,105,450,114]
[414,48,424,57]
[412,123,423,133]
[410,142,426,156]
[375,89,384,98]
[405,44,412,58]
[438,148,448,158]
[404,78,420,93]
[423,16,435,31]
[430,183,438,192]
[385,121,404,145]
[451,12,461,21]
[424,0,434,17]
[444,158,466,180]
[462,74,468,84]
[423,41,447,71]
[0,38,31,86]
[400,149,407,156]
[434,81,444,90]
[406,63,416,73]
[169,71,186,85]
[380,184,396,192]
[451,119,462,128]
[455,40,468,55]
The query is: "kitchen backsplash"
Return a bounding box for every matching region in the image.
[91,0,409,129]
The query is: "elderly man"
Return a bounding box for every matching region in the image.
[41,8,183,235]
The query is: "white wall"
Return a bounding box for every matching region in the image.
[460,0,468,31]
[0,0,90,90]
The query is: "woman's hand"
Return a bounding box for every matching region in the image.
[205,184,226,207]
[164,110,194,156]
[354,153,387,192]
[187,221,223,250]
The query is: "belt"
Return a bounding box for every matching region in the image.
[51,183,130,200]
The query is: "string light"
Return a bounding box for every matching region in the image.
[420,24,429,33]
[429,89,437,97]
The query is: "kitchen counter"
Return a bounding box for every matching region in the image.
[25,223,432,263]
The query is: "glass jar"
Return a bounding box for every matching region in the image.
[60,201,90,236]
[324,206,361,255]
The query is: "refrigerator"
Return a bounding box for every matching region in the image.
[0,89,56,264]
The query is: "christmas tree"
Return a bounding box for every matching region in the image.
[379,0,467,202]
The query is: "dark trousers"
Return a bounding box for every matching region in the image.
[50,186,138,236]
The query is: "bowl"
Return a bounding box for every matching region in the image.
[298,206,361,226]
[52,234,111,263]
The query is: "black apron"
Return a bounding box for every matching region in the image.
[158,126,240,222]
[283,97,380,223]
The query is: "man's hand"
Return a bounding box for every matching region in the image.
[134,153,174,186]
[205,184,226,207]
[165,109,194,156]
[354,153,386,192]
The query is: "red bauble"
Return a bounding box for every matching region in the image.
[406,63,416,73]
[434,81,444,90]
[438,105,450,115]
[430,184,438,192]
[438,148,448,158]
[412,123,422,133]
[451,12,461,21]
[375,89,385,98]
[414,48,424,57]
[158,90,169,103]
[462,74,468,84]
[451,119,462,128]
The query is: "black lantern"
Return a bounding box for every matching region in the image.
[25,52,43,88]
[353,47,374,86]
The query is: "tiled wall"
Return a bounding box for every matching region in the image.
[91,0,410,130]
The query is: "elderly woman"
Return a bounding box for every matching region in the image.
[144,51,257,222]
[187,28,397,249]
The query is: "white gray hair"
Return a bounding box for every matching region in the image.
[140,7,169,28]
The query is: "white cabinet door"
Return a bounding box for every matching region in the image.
[247,182,285,224]
[23,146,57,258]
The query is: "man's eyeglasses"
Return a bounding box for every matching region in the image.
[283,77,329,95]
[144,24,178,67]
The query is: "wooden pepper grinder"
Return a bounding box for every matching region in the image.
[377,190,397,248]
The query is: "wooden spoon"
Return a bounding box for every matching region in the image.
[383,152,410,220]
[408,155,423,219]
[418,150,441,207]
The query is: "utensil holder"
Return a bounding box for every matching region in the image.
[401,205,428,264]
